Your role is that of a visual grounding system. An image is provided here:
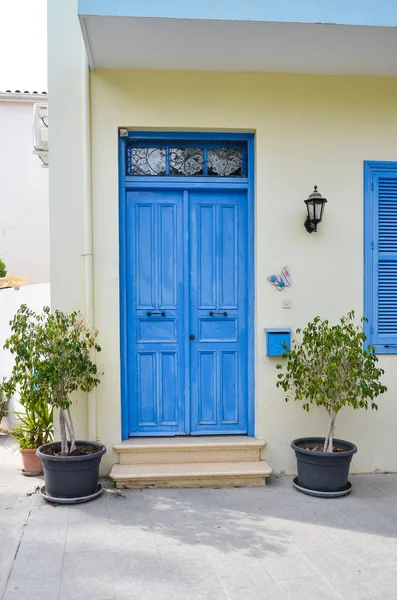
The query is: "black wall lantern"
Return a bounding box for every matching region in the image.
[304,186,327,233]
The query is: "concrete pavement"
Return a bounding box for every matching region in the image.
[2,434,397,600]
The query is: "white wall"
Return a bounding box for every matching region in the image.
[48,0,397,475]
[0,99,50,284]
[89,70,397,474]
[0,284,50,429]
[47,0,89,438]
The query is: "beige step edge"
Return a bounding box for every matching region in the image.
[113,437,266,453]
[110,460,272,481]
[118,447,261,465]
[114,476,267,489]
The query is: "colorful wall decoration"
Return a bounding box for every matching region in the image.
[267,266,291,291]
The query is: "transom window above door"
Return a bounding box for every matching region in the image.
[125,140,248,177]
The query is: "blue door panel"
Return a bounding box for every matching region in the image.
[136,352,156,425]
[127,190,185,435]
[159,352,179,425]
[135,204,155,308]
[198,204,216,308]
[126,186,249,436]
[198,351,217,425]
[189,190,248,434]
[198,318,237,342]
[220,351,238,424]
[220,204,238,308]
[159,204,178,308]
[137,318,176,342]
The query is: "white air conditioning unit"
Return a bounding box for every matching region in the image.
[33,103,48,167]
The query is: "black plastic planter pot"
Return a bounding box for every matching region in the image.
[291,437,357,494]
[36,441,106,500]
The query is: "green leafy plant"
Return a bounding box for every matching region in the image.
[3,305,101,455]
[2,308,54,446]
[12,403,53,449]
[0,255,7,278]
[0,384,8,429]
[276,311,387,452]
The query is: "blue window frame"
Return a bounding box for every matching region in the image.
[119,131,255,439]
[364,161,397,353]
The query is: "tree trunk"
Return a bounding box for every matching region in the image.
[59,408,67,454]
[324,412,336,453]
[63,410,73,453]
[66,407,76,453]
[59,407,77,454]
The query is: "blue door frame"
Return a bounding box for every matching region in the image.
[119,132,255,439]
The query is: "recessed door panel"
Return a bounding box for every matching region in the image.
[159,352,179,425]
[198,205,216,308]
[137,352,156,426]
[198,351,217,425]
[159,204,177,308]
[137,319,177,343]
[220,351,238,424]
[136,205,155,309]
[220,205,238,308]
[198,318,237,342]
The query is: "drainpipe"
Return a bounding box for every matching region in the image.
[81,47,97,441]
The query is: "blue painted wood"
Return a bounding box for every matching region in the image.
[126,190,186,434]
[120,133,255,437]
[246,136,255,437]
[182,191,191,435]
[125,179,249,189]
[364,161,397,354]
[119,137,129,440]
[189,189,248,434]
[126,132,252,142]
[265,329,292,357]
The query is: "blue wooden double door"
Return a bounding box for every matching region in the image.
[126,186,250,436]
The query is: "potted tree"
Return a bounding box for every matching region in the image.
[4,305,105,502]
[276,311,387,496]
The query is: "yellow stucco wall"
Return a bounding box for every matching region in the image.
[90,69,397,474]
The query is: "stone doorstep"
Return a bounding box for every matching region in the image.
[113,436,267,465]
[110,460,272,489]
[118,447,262,464]
[113,436,266,451]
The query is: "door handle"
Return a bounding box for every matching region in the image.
[189,334,195,340]
[209,311,228,316]
[147,311,166,317]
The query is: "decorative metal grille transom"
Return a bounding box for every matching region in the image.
[126,140,248,177]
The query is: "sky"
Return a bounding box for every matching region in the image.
[0,0,47,92]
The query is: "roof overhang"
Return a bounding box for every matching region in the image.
[78,0,397,28]
[78,15,397,76]
[0,93,48,103]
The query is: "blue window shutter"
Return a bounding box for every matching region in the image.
[365,162,397,353]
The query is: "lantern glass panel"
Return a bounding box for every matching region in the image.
[306,200,315,221]
[316,199,326,222]
[313,199,323,222]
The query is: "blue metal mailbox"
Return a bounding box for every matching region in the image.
[265,328,292,357]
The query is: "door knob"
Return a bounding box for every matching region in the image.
[189,334,195,340]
